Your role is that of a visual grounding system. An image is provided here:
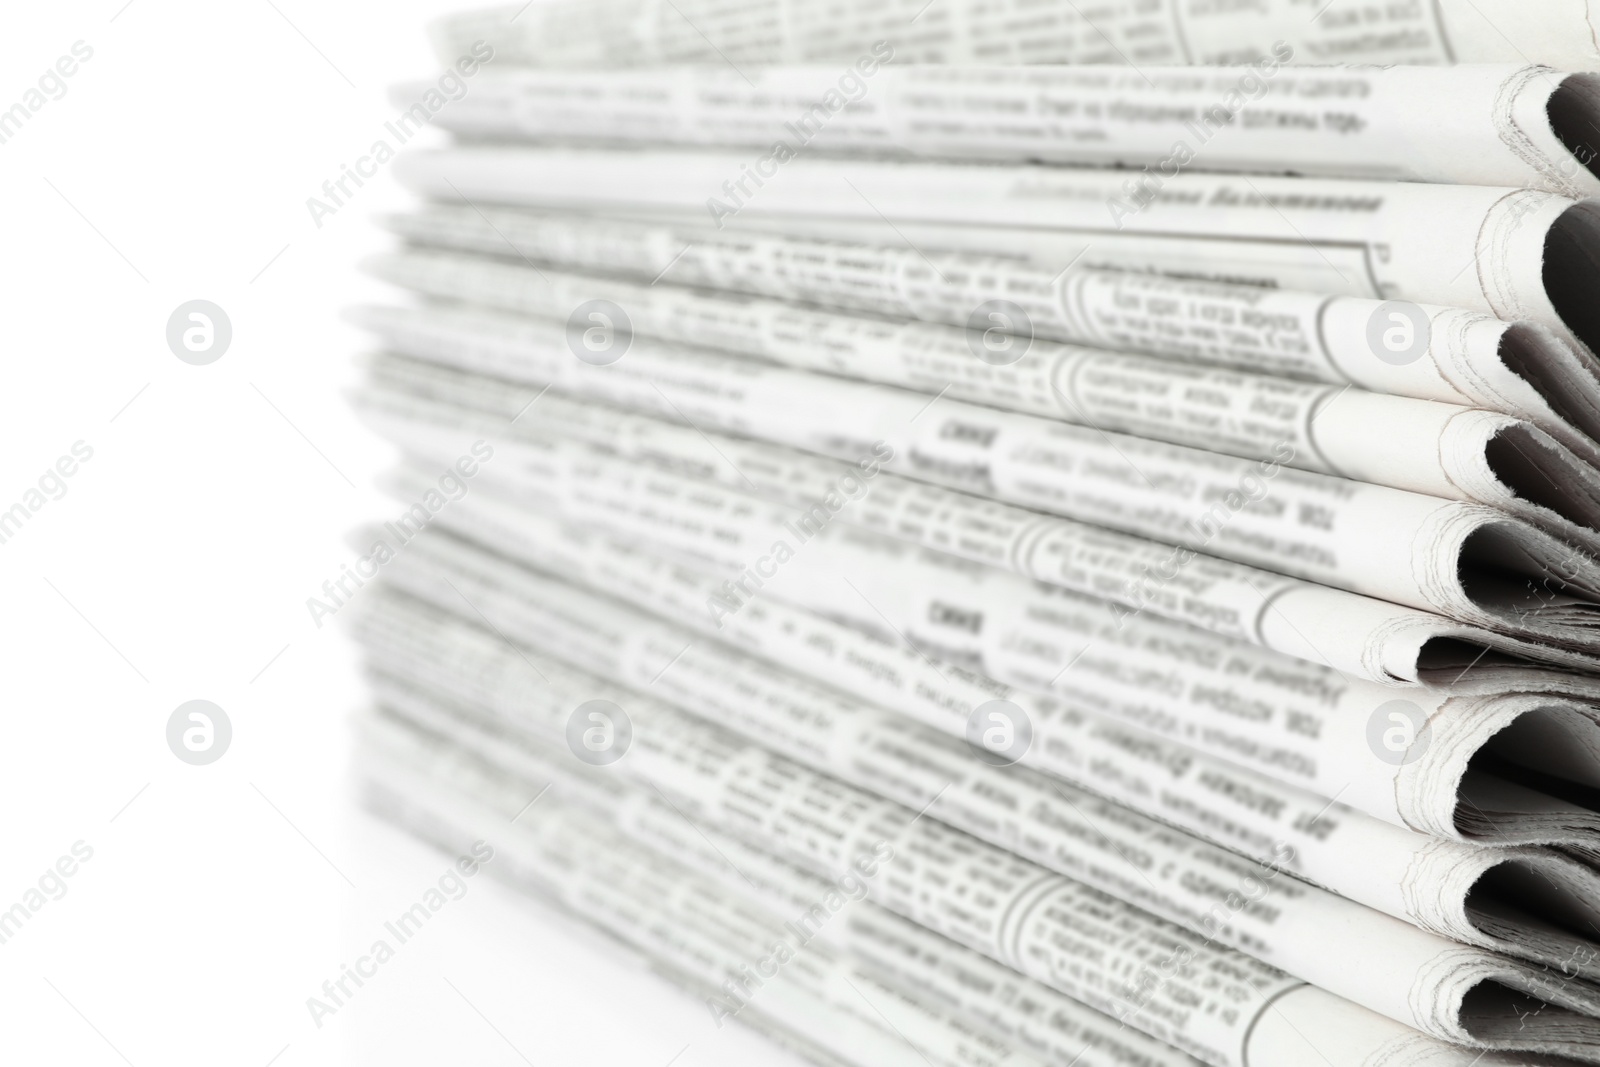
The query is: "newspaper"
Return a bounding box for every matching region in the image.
[428,0,1600,70]
[409,63,1600,197]
[351,354,1600,688]
[382,203,1600,459]
[390,146,1600,355]
[344,585,1600,1062]
[366,247,1600,542]
[347,303,1600,659]
[356,720,1052,1067]
[353,558,1600,982]
[357,705,1560,1067]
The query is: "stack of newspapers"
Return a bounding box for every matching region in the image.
[346,2,1600,1064]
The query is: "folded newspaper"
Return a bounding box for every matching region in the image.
[411,63,1600,196]
[392,147,1600,355]
[429,0,1600,71]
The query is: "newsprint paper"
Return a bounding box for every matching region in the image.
[391,147,1600,355]
[354,539,1600,987]
[413,63,1600,195]
[382,203,1600,457]
[344,10,1600,1065]
[366,248,1600,545]
[359,707,1570,1067]
[352,356,1600,689]
[430,0,1600,71]
[349,304,1600,665]
[350,576,1600,1063]
[350,378,1600,835]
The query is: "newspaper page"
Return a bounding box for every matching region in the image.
[352,354,1600,688]
[345,594,1600,1062]
[429,0,1600,71]
[354,566,1600,983]
[390,146,1600,355]
[356,723,1051,1067]
[358,705,1552,1067]
[367,247,1600,541]
[382,203,1600,455]
[411,63,1600,196]
[348,302,1600,657]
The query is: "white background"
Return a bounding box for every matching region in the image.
[0,3,799,1064]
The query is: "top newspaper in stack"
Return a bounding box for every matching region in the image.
[430,0,1600,71]
[411,63,1600,195]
